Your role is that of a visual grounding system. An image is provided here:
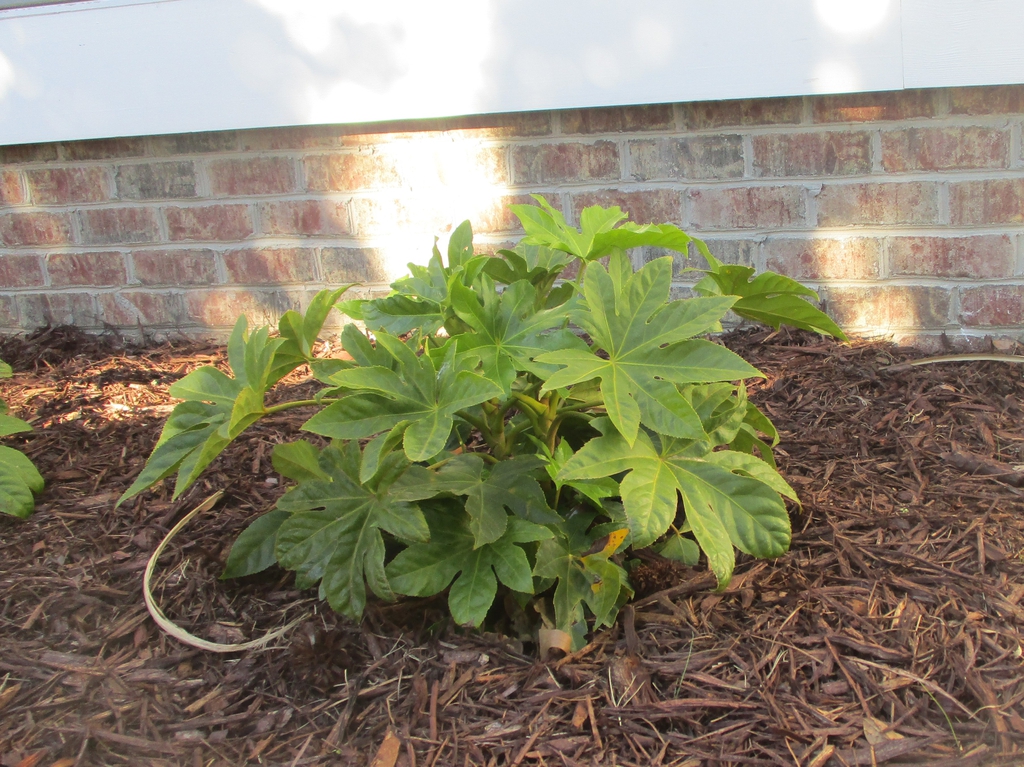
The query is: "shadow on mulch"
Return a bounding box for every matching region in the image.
[2,325,1024,766]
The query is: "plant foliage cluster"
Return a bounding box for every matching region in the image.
[0,360,43,518]
[119,197,845,646]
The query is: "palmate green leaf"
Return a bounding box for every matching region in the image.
[222,509,289,578]
[540,439,619,510]
[484,244,573,288]
[509,195,696,263]
[120,318,281,505]
[558,420,791,587]
[350,222,489,336]
[388,506,552,627]
[537,253,753,445]
[271,440,328,483]
[356,294,444,337]
[695,258,847,340]
[0,414,32,437]
[588,222,695,260]
[510,195,618,260]
[118,403,227,503]
[532,512,629,644]
[0,444,44,518]
[168,367,242,407]
[450,278,586,393]
[432,454,559,546]
[303,334,503,461]
[0,360,12,378]
[658,533,701,565]
[274,441,435,619]
[272,286,354,382]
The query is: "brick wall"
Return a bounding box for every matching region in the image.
[1,85,1023,348]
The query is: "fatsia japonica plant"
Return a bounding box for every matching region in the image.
[120,196,846,648]
[0,359,44,518]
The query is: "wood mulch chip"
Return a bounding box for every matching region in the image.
[3,324,1024,766]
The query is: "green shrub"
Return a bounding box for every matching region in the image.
[121,196,845,647]
[0,360,44,518]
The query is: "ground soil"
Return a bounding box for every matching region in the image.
[3,325,1024,767]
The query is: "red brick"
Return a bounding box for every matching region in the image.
[752,132,871,177]
[889,236,1014,278]
[17,292,96,328]
[62,137,146,160]
[240,113,550,152]
[881,127,1008,172]
[259,199,351,236]
[765,238,881,280]
[816,183,939,227]
[185,288,303,327]
[823,286,950,330]
[0,171,25,206]
[115,162,197,199]
[80,208,160,245]
[436,111,553,139]
[165,205,253,241]
[223,248,316,284]
[680,97,803,130]
[512,142,619,185]
[322,247,389,284]
[959,286,1024,327]
[688,187,804,229]
[208,157,296,196]
[0,296,18,327]
[309,151,397,190]
[0,255,44,287]
[25,167,111,204]
[149,131,238,155]
[304,152,402,191]
[561,104,674,134]
[98,291,188,326]
[0,143,58,164]
[0,211,74,247]
[629,136,743,181]
[132,249,217,286]
[239,125,347,152]
[949,180,1024,225]
[812,90,937,123]
[571,190,681,226]
[47,252,126,286]
[950,85,1024,115]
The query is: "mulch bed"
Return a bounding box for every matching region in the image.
[3,325,1024,766]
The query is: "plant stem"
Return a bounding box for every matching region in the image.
[264,398,332,414]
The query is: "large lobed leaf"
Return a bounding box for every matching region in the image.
[695,252,847,340]
[558,419,794,586]
[450,277,587,394]
[303,334,502,461]
[537,252,754,446]
[431,454,560,547]
[387,506,552,627]
[271,441,435,619]
[0,445,44,518]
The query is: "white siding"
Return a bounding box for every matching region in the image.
[0,0,1019,146]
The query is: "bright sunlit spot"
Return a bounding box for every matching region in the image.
[368,136,509,280]
[0,50,14,100]
[250,0,496,123]
[814,0,892,38]
[811,59,861,94]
